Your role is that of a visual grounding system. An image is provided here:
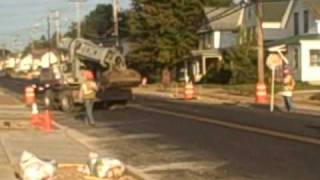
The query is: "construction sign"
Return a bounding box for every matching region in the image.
[266,53,283,70]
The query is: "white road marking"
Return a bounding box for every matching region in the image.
[87,133,162,142]
[141,161,226,172]
[130,104,320,146]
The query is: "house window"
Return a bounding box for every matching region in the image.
[293,48,299,69]
[294,12,299,35]
[304,10,309,33]
[310,50,320,66]
[204,32,212,49]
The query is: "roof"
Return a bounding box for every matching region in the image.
[199,6,243,32]
[304,0,320,20]
[262,1,290,23]
[266,34,320,47]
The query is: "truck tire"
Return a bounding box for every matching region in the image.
[60,93,74,112]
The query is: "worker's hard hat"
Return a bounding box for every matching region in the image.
[81,70,94,80]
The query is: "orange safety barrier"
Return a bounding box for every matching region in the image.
[141,77,148,86]
[184,82,195,100]
[25,86,35,105]
[255,83,268,104]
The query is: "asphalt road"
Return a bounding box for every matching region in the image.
[1,77,320,180]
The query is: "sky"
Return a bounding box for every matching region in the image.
[0,0,130,51]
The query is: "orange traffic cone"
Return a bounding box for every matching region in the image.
[30,103,40,126]
[41,110,54,132]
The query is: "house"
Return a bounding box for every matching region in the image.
[31,49,60,69]
[264,0,320,83]
[186,5,256,82]
[16,54,33,73]
[187,0,320,83]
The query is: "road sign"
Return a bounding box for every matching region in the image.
[266,53,283,112]
[266,54,283,70]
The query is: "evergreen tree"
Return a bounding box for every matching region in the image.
[65,4,128,40]
[127,0,232,77]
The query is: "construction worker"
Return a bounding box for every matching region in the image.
[282,67,295,112]
[79,70,98,126]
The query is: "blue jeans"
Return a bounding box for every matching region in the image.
[84,100,95,125]
[283,96,293,112]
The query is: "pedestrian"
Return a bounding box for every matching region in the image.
[79,70,98,126]
[282,67,295,112]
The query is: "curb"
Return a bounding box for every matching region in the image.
[53,121,152,180]
[134,90,320,117]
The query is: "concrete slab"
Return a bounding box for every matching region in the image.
[1,131,90,165]
[0,165,16,180]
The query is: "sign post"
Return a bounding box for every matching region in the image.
[270,67,275,112]
[266,54,283,112]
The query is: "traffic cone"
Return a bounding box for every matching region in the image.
[30,103,40,126]
[41,109,54,132]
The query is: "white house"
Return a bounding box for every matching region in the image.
[186,5,256,82]
[40,51,59,68]
[16,54,33,73]
[264,0,320,83]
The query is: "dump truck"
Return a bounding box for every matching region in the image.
[39,38,141,112]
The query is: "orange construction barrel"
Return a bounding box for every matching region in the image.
[184,82,195,100]
[25,86,35,105]
[255,83,268,104]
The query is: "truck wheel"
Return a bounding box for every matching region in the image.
[60,93,74,112]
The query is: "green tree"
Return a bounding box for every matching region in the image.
[65,4,129,40]
[127,0,232,79]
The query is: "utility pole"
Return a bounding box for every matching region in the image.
[48,14,52,64]
[70,0,86,38]
[47,15,51,45]
[53,11,61,47]
[255,0,267,103]
[113,0,120,47]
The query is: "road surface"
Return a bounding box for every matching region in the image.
[0,77,320,180]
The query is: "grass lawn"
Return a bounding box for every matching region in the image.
[200,82,320,96]
[146,81,320,97]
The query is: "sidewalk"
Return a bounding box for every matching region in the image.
[0,88,147,180]
[0,92,90,179]
[133,84,320,116]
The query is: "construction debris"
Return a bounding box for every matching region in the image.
[18,152,138,180]
[78,152,126,179]
[20,151,57,180]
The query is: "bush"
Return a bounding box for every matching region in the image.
[223,44,258,84]
[200,68,232,84]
